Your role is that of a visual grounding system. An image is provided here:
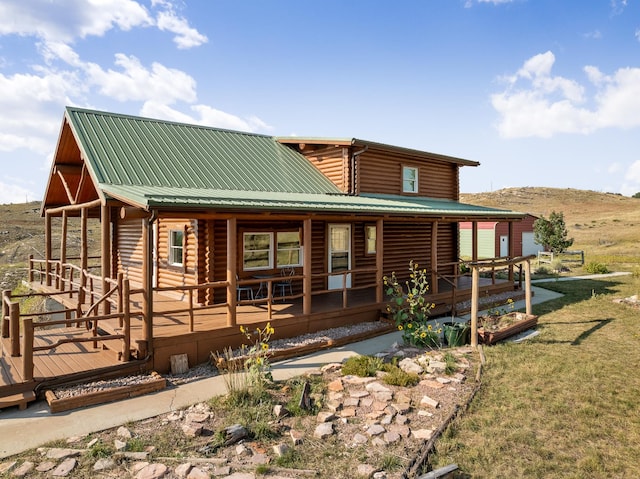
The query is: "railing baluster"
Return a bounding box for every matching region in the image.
[10,301,20,357]
[22,318,34,381]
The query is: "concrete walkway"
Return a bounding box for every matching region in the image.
[3,275,619,458]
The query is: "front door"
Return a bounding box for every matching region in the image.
[328,224,351,290]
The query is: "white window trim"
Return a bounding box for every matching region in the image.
[402,166,419,193]
[243,232,274,271]
[168,229,184,266]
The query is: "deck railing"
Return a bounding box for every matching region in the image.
[2,272,132,382]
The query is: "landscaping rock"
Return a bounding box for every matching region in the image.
[314,422,334,439]
[52,458,76,477]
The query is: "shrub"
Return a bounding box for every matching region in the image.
[341,355,383,377]
[585,262,609,274]
[381,364,420,387]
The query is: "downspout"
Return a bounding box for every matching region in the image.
[350,145,368,195]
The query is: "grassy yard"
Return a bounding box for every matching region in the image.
[431,274,640,478]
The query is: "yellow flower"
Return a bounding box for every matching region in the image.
[427,324,433,331]
[398,325,404,331]
[261,342,269,351]
[420,332,427,339]
[239,326,246,334]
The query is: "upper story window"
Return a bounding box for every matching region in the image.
[402,166,418,193]
[243,231,302,271]
[168,230,184,266]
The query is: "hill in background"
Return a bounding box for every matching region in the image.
[461,187,640,267]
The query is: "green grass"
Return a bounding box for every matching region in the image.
[430,275,640,478]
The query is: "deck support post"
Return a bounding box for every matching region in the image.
[79,206,88,305]
[10,301,20,357]
[45,211,52,287]
[470,265,479,348]
[303,218,312,315]
[226,217,237,327]
[471,221,478,262]
[142,213,154,357]
[60,210,67,288]
[376,219,384,304]
[22,318,34,381]
[2,290,10,338]
[508,221,514,283]
[122,278,131,361]
[101,204,111,315]
[430,221,439,294]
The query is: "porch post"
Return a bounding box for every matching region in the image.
[376,219,384,303]
[470,265,480,348]
[60,210,67,287]
[303,218,312,315]
[472,221,478,262]
[101,204,111,314]
[226,217,237,327]
[524,258,533,315]
[79,207,88,304]
[142,215,154,357]
[430,220,439,294]
[45,211,52,286]
[508,221,514,283]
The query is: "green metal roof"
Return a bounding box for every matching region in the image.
[64,107,522,219]
[66,107,341,195]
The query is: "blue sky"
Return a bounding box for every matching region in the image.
[1,0,640,204]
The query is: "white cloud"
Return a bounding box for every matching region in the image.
[0,180,38,204]
[140,102,272,133]
[620,160,640,196]
[156,10,208,49]
[491,51,640,138]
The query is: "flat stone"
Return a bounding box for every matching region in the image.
[427,360,447,374]
[366,411,385,420]
[135,463,168,479]
[187,467,210,479]
[45,449,83,460]
[36,461,56,472]
[114,439,127,451]
[357,463,378,478]
[380,414,394,425]
[365,382,391,393]
[273,404,289,418]
[372,400,388,411]
[343,375,376,385]
[321,363,342,373]
[221,473,254,479]
[212,465,232,476]
[418,409,434,417]
[235,444,251,456]
[412,428,434,440]
[326,399,342,412]
[391,402,411,414]
[350,390,370,398]
[360,397,374,407]
[395,414,409,425]
[388,425,411,438]
[314,422,334,439]
[86,438,99,448]
[398,358,423,374]
[420,379,445,389]
[174,462,192,478]
[327,378,344,391]
[0,462,16,474]
[372,437,386,447]
[366,424,386,436]
[52,458,76,477]
[93,458,116,471]
[384,431,401,444]
[185,412,209,423]
[273,443,289,457]
[117,426,133,439]
[436,376,452,384]
[373,391,393,402]
[317,411,336,423]
[344,397,360,407]
[289,429,304,445]
[340,407,357,418]
[250,454,269,465]
[182,423,204,437]
[352,433,368,445]
[373,472,388,478]
[12,461,33,477]
[420,395,439,408]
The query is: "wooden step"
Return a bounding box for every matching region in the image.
[0,390,36,411]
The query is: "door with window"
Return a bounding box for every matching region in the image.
[328,224,351,290]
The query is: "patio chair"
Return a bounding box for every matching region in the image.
[274,267,295,299]
[236,275,254,301]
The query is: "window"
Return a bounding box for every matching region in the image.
[277,231,302,267]
[243,231,302,270]
[168,230,184,266]
[365,225,376,254]
[402,166,418,193]
[243,233,273,270]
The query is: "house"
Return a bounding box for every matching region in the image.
[1,107,527,403]
[459,214,542,259]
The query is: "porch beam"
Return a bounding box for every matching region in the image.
[46,198,102,216]
[376,219,384,303]
[430,220,439,294]
[73,164,88,204]
[226,217,237,327]
[303,218,312,315]
[54,165,80,205]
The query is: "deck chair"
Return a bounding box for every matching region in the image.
[274,267,295,299]
[236,275,254,301]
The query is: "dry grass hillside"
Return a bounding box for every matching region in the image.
[461,186,640,269]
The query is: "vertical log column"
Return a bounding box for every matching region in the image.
[472,221,478,262]
[430,221,439,294]
[79,207,88,306]
[59,210,67,291]
[101,204,111,315]
[508,221,515,283]
[45,211,52,286]
[470,265,480,348]
[303,218,312,315]
[141,215,154,358]
[226,217,237,327]
[376,219,384,303]
[524,259,532,315]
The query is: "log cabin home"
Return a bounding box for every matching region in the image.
[1,107,527,409]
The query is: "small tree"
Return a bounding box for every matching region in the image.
[533,211,574,254]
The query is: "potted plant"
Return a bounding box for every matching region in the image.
[477,299,538,344]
